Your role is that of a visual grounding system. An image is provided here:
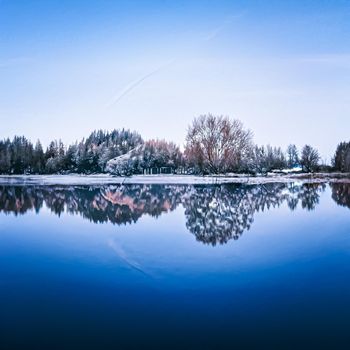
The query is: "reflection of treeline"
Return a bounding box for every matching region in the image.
[0,185,185,224]
[0,183,328,245]
[331,183,350,209]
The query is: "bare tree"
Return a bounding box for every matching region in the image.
[185,114,253,174]
[249,145,287,173]
[286,144,299,168]
[300,145,320,172]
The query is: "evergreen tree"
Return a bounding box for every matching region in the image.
[333,142,350,172]
[33,140,45,173]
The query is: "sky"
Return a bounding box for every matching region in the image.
[1,0,350,161]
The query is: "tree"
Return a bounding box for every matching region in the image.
[333,141,350,172]
[7,136,34,174]
[44,140,66,173]
[286,144,299,168]
[300,145,320,172]
[33,140,45,173]
[141,140,182,172]
[249,145,287,173]
[106,140,183,175]
[106,147,143,176]
[184,114,253,174]
[0,139,11,173]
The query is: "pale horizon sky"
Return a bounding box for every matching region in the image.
[1,0,350,162]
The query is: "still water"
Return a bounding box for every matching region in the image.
[0,182,349,349]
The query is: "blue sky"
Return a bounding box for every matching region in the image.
[1,0,350,160]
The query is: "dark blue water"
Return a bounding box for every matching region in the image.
[0,183,349,349]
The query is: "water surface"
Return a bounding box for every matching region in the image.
[0,182,349,349]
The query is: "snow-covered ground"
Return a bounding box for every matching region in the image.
[0,173,349,186]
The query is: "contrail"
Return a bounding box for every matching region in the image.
[203,13,244,42]
[105,59,175,108]
[105,12,244,108]
[107,238,153,278]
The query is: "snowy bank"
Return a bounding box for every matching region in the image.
[0,173,349,186]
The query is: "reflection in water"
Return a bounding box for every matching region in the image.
[0,182,330,245]
[182,183,326,245]
[331,182,350,209]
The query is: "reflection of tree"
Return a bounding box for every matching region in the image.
[285,183,301,211]
[182,185,252,245]
[182,183,326,245]
[297,183,326,211]
[182,183,289,245]
[0,182,327,245]
[0,185,186,224]
[0,186,43,215]
[331,183,350,208]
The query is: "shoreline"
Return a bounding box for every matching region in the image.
[0,173,349,186]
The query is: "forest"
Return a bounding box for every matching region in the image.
[0,114,348,176]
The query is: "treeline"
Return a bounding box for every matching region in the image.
[0,130,143,174]
[0,114,347,175]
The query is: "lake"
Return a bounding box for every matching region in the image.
[0,182,349,349]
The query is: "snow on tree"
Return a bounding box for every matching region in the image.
[106,140,183,175]
[184,114,253,174]
[106,145,143,176]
